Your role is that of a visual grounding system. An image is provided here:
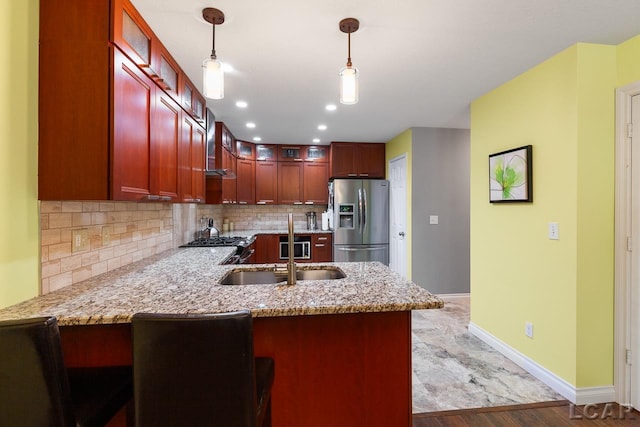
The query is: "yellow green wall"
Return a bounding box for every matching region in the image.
[386,129,412,280]
[617,34,640,86]
[0,0,40,309]
[471,43,617,388]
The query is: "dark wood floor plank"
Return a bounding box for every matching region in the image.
[413,402,640,427]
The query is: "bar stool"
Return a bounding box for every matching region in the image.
[132,310,274,427]
[0,317,132,427]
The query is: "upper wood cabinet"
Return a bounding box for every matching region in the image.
[39,0,207,202]
[237,140,256,160]
[255,160,278,205]
[180,114,206,203]
[277,162,304,204]
[303,163,329,204]
[112,0,154,70]
[236,142,255,204]
[304,146,329,163]
[256,144,278,161]
[330,142,386,178]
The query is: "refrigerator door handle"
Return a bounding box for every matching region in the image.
[336,247,384,252]
[362,187,367,231]
[358,188,364,234]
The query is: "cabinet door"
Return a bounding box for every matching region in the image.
[152,91,180,201]
[112,49,153,201]
[278,145,304,162]
[305,146,329,163]
[330,143,357,178]
[112,0,155,73]
[154,44,180,103]
[180,115,206,203]
[303,162,329,204]
[254,234,280,264]
[277,162,304,204]
[357,143,386,178]
[313,234,333,262]
[236,158,256,205]
[192,124,206,203]
[237,140,256,160]
[222,147,237,204]
[256,144,277,161]
[255,160,278,204]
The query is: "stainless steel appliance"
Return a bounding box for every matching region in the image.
[306,212,317,230]
[279,236,311,260]
[332,179,389,264]
[180,235,256,264]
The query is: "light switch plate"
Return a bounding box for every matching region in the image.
[429,215,439,225]
[548,222,559,240]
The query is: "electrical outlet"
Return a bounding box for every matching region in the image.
[548,222,559,240]
[102,226,112,246]
[525,322,534,339]
[72,229,89,253]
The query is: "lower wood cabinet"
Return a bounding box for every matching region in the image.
[252,233,333,264]
[254,234,280,264]
[312,234,333,262]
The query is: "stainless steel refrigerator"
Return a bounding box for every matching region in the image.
[332,179,389,264]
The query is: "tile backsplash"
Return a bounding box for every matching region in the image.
[39,202,327,294]
[40,201,173,294]
[198,204,327,232]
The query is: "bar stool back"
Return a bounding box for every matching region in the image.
[132,310,274,427]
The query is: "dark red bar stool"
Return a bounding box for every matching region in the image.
[0,317,132,427]
[131,310,274,427]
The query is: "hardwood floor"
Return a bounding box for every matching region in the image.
[412,401,640,426]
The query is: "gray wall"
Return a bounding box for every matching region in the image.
[411,128,470,294]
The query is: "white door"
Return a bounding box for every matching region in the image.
[631,93,640,409]
[389,155,408,278]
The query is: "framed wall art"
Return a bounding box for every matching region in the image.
[489,145,532,203]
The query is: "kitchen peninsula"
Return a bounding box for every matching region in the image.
[0,247,442,427]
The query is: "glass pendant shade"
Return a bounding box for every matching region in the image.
[339,66,358,105]
[203,57,224,99]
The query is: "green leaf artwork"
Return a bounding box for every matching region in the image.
[489,146,530,202]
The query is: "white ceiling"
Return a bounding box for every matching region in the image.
[131,0,640,145]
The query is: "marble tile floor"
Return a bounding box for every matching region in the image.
[412,295,563,413]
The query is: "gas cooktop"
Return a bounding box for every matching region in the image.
[180,236,252,248]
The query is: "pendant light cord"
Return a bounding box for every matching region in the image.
[211,23,217,60]
[346,32,352,67]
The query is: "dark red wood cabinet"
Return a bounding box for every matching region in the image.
[303,163,329,204]
[277,162,304,205]
[39,0,206,202]
[330,142,386,179]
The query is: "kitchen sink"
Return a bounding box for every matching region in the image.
[219,266,346,285]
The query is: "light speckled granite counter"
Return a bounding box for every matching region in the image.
[0,247,443,326]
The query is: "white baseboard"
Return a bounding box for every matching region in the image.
[436,292,470,301]
[468,322,616,405]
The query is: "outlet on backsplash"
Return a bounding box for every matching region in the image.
[71,229,88,252]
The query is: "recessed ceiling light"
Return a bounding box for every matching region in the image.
[253,136,262,142]
[246,122,256,128]
[236,101,248,108]
[317,124,327,131]
[325,104,337,111]
[312,138,321,143]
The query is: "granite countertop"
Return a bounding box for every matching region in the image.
[0,247,443,326]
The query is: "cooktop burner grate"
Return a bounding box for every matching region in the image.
[180,236,247,247]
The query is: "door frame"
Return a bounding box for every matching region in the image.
[614,80,640,406]
[388,153,409,279]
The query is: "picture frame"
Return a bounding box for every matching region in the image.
[489,145,532,203]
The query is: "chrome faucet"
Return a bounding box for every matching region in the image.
[286,213,297,285]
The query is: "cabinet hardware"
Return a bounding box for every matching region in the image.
[304,201,314,205]
[294,202,303,205]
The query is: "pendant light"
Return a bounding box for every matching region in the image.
[339,18,359,105]
[202,8,225,99]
